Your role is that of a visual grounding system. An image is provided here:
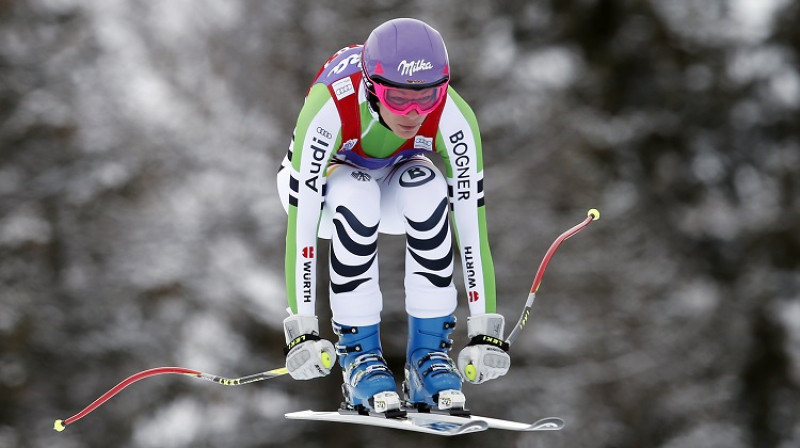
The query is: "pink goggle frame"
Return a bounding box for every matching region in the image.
[371,82,448,115]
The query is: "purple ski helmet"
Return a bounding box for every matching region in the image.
[362,18,450,90]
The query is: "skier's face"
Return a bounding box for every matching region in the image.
[378,101,427,140]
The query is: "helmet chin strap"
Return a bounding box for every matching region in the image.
[365,87,391,131]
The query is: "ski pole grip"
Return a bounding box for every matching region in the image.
[320,351,334,369]
[464,363,477,382]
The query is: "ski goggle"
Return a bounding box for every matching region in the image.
[371,81,448,115]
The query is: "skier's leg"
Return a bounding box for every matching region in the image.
[324,165,399,413]
[382,160,464,411]
[381,160,458,317]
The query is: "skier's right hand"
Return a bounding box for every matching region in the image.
[283,314,337,380]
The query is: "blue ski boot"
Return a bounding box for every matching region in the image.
[333,321,403,415]
[403,315,467,414]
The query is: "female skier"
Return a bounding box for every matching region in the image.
[277,18,510,415]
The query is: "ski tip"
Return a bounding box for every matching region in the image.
[54,419,66,432]
[587,208,600,221]
[458,420,489,434]
[530,417,565,431]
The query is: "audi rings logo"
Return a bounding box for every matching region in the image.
[332,77,355,100]
[316,127,332,139]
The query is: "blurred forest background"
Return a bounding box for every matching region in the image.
[2,0,799,447]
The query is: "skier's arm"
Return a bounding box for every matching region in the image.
[284,83,341,316]
[436,89,510,384]
[436,88,497,316]
[282,83,341,380]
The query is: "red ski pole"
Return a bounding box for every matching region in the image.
[505,208,600,346]
[54,365,291,432]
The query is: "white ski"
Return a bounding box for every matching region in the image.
[285,410,564,435]
[285,410,488,436]
[416,412,565,432]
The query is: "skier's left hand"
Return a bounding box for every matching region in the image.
[457,313,511,384]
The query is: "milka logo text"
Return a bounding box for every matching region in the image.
[398,59,433,77]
